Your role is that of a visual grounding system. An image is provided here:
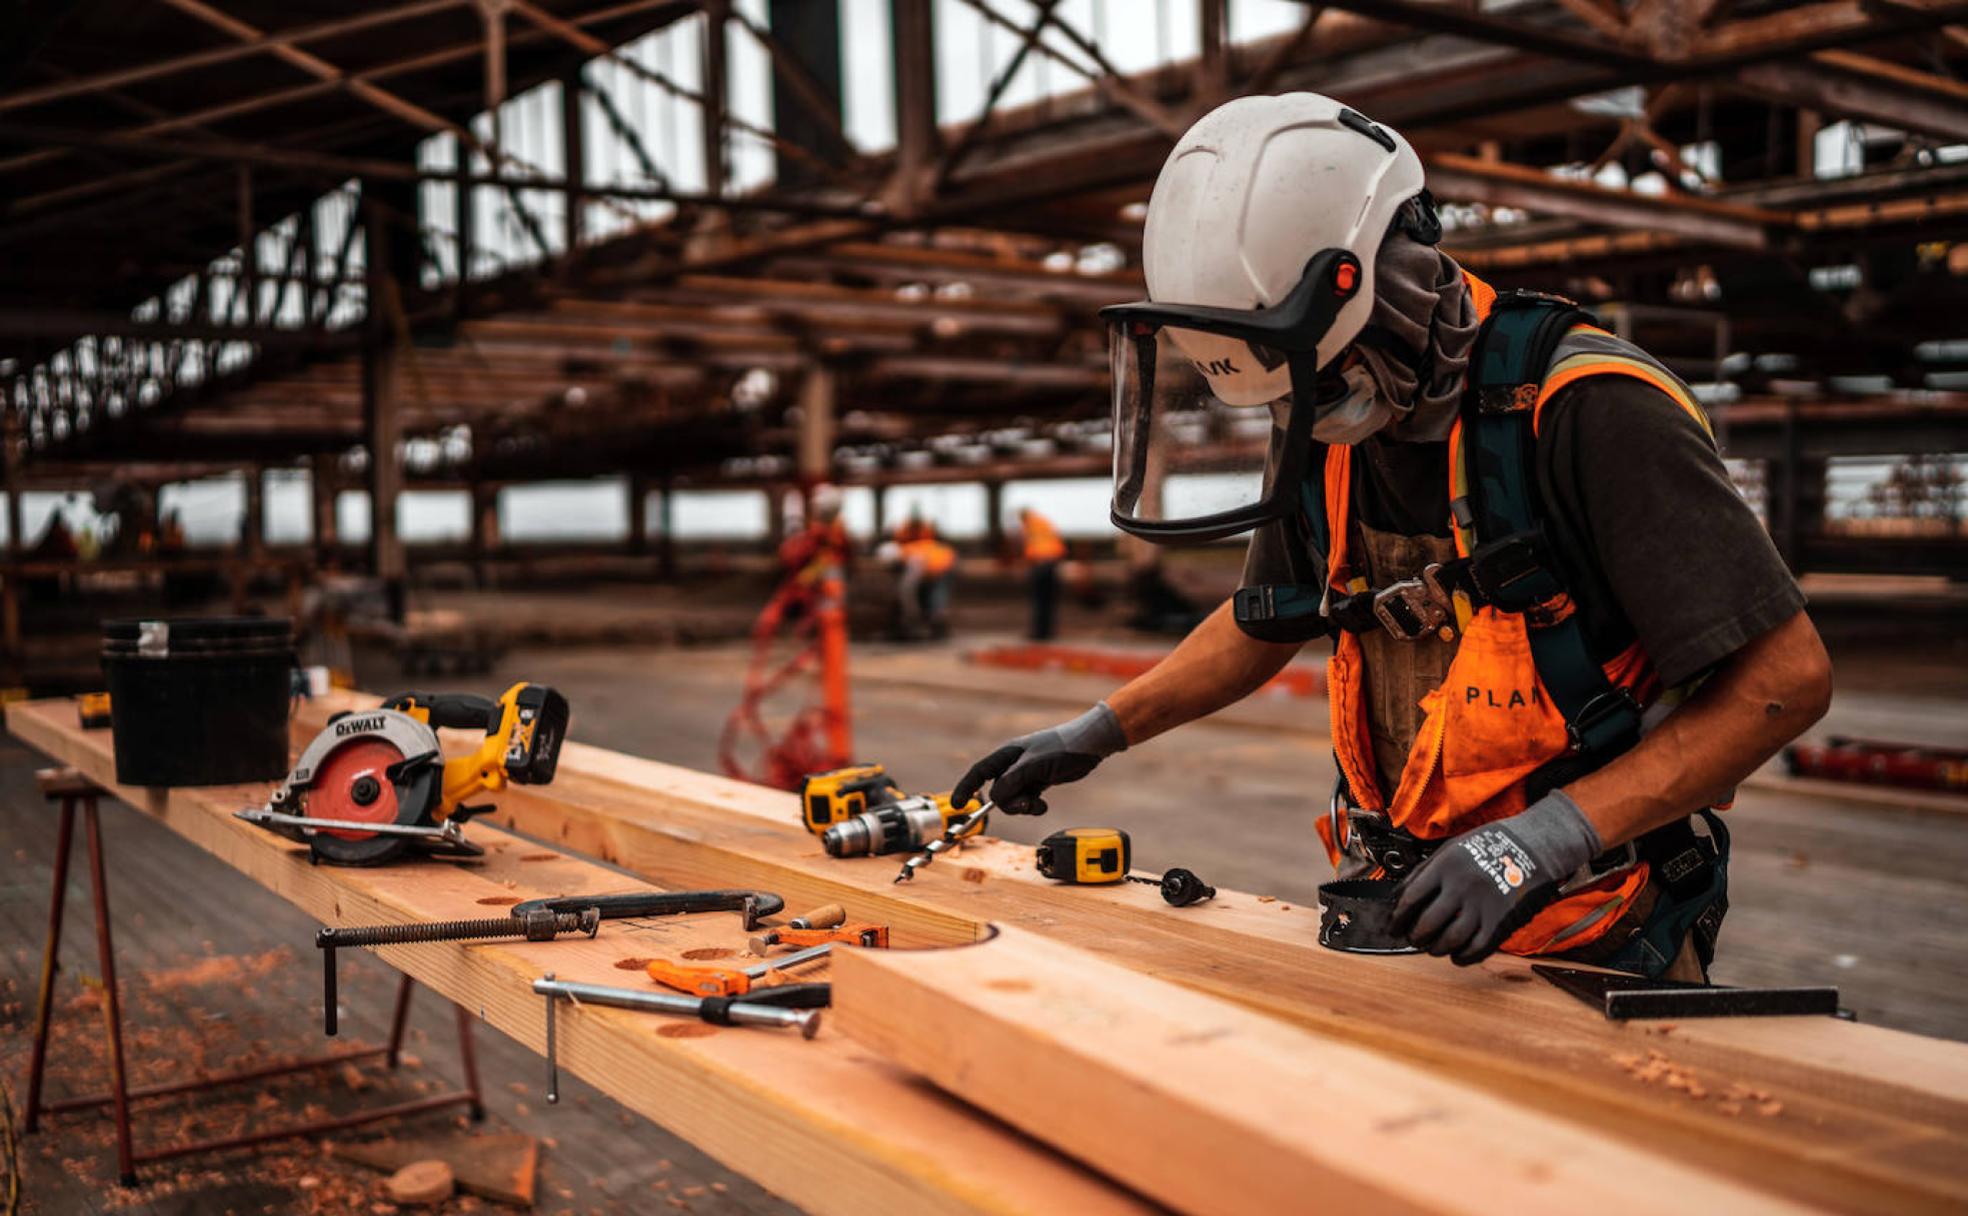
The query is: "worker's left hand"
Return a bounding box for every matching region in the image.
[1390,791,1603,966]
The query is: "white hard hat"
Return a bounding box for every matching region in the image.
[808,482,843,521]
[1142,93,1429,406]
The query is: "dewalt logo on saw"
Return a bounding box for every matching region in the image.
[335,715,388,737]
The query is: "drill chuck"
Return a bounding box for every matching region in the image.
[822,797,947,858]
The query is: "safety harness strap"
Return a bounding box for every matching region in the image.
[1459,292,1642,758]
[1233,467,1336,642]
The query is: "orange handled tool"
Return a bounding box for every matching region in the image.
[647,942,834,998]
[749,923,888,954]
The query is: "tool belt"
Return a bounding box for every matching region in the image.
[1327,774,1641,889]
[1320,775,1728,966]
[1317,878,1417,954]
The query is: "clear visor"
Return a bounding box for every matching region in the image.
[1110,322,1291,531]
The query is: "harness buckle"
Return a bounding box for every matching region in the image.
[1568,687,1642,755]
[1467,532,1555,610]
[1370,579,1450,642]
[1329,779,1434,877]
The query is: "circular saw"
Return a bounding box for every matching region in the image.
[237,682,569,866]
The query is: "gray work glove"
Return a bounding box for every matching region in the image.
[1390,790,1602,966]
[951,702,1128,816]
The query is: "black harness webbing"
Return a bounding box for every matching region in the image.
[1458,294,1643,758]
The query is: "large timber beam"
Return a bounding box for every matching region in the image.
[2,698,1145,1216]
[268,691,1968,1215]
[833,930,1800,1216]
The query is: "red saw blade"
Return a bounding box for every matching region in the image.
[306,737,410,840]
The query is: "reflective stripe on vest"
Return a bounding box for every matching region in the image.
[1322,272,1693,958]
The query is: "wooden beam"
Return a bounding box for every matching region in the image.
[1423,151,1780,248]
[310,453,339,553]
[1736,52,1968,144]
[270,693,1968,1214]
[363,189,408,620]
[560,66,585,254]
[888,0,939,212]
[1549,0,1631,41]
[701,0,730,197]
[1,698,1148,1216]
[0,0,470,115]
[0,0,681,184]
[0,306,358,348]
[833,928,1804,1216]
[0,123,872,219]
[797,361,836,483]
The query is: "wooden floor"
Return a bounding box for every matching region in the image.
[0,732,800,1216]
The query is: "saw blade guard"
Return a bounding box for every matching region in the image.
[276,709,441,863]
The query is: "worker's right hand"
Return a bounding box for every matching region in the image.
[952,702,1128,816]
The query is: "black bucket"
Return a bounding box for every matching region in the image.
[101,617,295,787]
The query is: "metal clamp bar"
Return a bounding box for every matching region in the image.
[235,807,466,843]
[533,972,823,1102]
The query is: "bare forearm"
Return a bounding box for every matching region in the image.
[1567,610,1832,848]
[1106,600,1307,745]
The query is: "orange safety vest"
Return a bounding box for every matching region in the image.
[1318,271,1717,957]
[904,536,957,577]
[1022,513,1066,563]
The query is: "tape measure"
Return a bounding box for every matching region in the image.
[1035,827,1216,906]
[1035,827,1130,884]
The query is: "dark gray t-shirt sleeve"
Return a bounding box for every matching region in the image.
[1537,376,1805,688]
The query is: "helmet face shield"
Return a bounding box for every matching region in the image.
[1109,323,1283,536]
[1103,249,1362,543]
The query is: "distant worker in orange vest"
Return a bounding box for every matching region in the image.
[954,94,1830,980]
[1016,506,1067,641]
[889,514,957,640]
[778,484,851,588]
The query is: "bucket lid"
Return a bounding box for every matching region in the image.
[103,617,293,654]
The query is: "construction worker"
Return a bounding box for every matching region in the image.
[777,484,851,587]
[1016,506,1068,640]
[954,94,1831,979]
[890,515,957,640]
